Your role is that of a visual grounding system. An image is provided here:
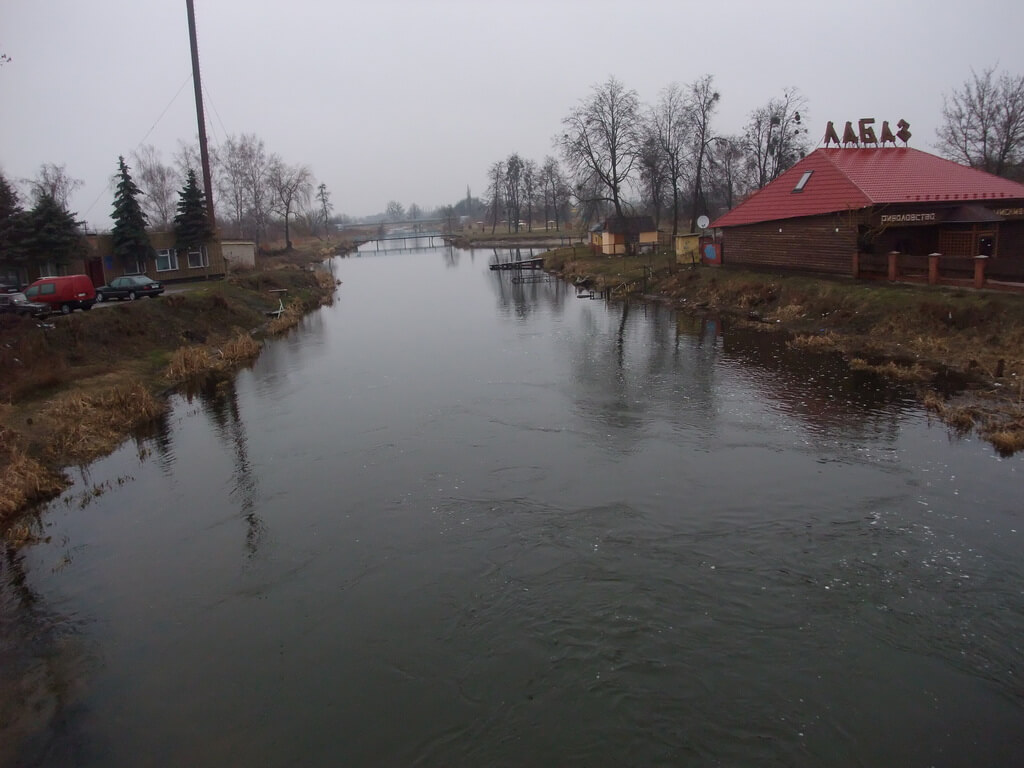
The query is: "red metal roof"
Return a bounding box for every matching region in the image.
[711,147,1024,228]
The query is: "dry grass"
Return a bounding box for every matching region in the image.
[772,303,807,322]
[0,433,67,520]
[848,357,932,383]
[220,333,262,364]
[789,332,837,350]
[165,333,262,381]
[267,301,305,335]
[985,429,1024,456]
[165,345,215,381]
[921,388,1024,452]
[40,381,164,463]
[314,270,338,302]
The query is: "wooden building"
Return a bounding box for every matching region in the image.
[2,232,226,289]
[85,231,226,286]
[593,215,659,255]
[711,147,1024,284]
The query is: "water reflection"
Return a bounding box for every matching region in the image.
[190,377,264,558]
[490,265,567,320]
[0,540,89,766]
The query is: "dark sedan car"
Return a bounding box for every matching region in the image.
[96,275,164,301]
[0,291,51,318]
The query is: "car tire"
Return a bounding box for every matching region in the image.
[97,293,105,302]
[128,291,137,301]
[61,304,71,315]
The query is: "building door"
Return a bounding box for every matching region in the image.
[85,257,105,287]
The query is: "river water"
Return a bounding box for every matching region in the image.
[2,243,1022,767]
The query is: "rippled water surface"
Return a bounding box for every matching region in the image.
[3,245,1022,767]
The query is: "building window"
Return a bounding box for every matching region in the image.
[40,261,65,277]
[187,247,209,269]
[793,170,813,193]
[125,256,145,275]
[155,249,179,272]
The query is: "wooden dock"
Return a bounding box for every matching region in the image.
[489,257,544,271]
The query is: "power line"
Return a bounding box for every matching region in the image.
[82,73,193,222]
[203,82,231,147]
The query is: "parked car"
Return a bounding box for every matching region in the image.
[23,274,96,314]
[96,275,164,302]
[0,291,51,318]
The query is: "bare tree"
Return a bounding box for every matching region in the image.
[504,153,524,232]
[650,83,689,240]
[214,135,249,238]
[937,66,1024,178]
[439,204,456,234]
[685,75,720,233]
[24,163,82,210]
[486,161,504,234]
[239,135,271,246]
[637,128,667,228]
[522,159,538,231]
[174,139,202,178]
[539,156,567,231]
[707,135,745,212]
[385,200,405,221]
[558,76,641,218]
[131,145,177,230]
[743,87,809,190]
[317,182,333,239]
[268,158,312,250]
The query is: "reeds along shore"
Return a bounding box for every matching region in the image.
[1,256,339,528]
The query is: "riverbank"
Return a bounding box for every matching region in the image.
[0,241,343,531]
[541,245,1024,456]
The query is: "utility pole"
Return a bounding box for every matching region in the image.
[186,0,216,229]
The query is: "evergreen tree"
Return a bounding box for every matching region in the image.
[174,169,213,252]
[23,193,87,267]
[111,156,152,269]
[0,173,29,271]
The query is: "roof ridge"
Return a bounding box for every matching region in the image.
[818,147,875,203]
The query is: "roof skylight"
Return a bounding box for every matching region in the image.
[793,170,813,193]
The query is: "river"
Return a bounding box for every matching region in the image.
[2,243,1022,767]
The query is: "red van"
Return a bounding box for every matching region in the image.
[24,275,97,314]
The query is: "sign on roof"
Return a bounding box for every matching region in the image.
[824,118,911,147]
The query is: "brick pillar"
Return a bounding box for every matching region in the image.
[928,253,941,285]
[974,255,988,289]
[887,251,900,281]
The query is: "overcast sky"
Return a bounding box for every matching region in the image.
[3,0,1024,230]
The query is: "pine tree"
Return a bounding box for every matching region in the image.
[174,169,213,252]
[111,156,152,269]
[23,193,86,267]
[0,173,29,270]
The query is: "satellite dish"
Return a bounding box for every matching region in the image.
[697,215,710,230]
